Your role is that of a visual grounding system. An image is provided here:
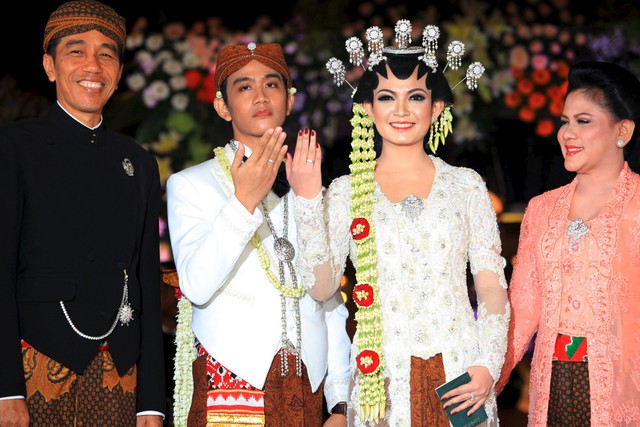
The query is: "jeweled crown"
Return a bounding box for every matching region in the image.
[326,19,485,96]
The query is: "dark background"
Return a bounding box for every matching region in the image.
[2,0,299,98]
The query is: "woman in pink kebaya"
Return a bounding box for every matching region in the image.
[497,61,640,426]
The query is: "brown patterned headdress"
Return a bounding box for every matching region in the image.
[43,0,126,54]
[214,42,292,97]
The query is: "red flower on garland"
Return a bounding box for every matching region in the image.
[350,218,370,240]
[353,283,374,307]
[357,349,380,374]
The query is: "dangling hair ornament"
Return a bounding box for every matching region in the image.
[365,26,386,69]
[451,61,485,90]
[345,37,365,67]
[420,25,440,71]
[394,19,412,48]
[444,41,465,72]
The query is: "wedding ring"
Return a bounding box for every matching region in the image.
[469,392,475,402]
[268,159,275,164]
[306,159,314,163]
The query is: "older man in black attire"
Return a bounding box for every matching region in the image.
[0,1,165,426]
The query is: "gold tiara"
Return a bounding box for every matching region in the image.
[326,19,485,95]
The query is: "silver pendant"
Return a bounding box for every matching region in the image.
[118,303,134,326]
[122,158,134,176]
[566,218,589,250]
[274,237,295,262]
[401,194,424,220]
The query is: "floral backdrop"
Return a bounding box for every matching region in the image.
[3,0,635,263]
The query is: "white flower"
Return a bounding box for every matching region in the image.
[126,72,147,91]
[126,33,144,50]
[155,50,174,63]
[171,93,190,111]
[163,58,184,76]
[149,80,171,100]
[142,80,171,108]
[135,50,157,75]
[174,40,191,54]
[170,75,187,91]
[145,34,164,51]
[182,52,201,68]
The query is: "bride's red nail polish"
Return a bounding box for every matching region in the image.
[298,130,302,136]
[311,130,316,136]
[304,128,309,134]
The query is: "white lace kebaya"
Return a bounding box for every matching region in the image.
[294,156,510,426]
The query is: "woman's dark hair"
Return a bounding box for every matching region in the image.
[352,49,454,154]
[566,61,640,145]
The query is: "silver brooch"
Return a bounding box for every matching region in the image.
[566,218,589,251]
[119,303,134,326]
[122,158,134,176]
[401,194,424,221]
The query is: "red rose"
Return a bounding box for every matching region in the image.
[350,218,370,240]
[353,283,374,307]
[174,288,184,300]
[357,349,380,374]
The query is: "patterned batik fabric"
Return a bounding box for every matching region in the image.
[553,333,588,362]
[190,343,265,426]
[263,350,324,427]
[23,343,136,426]
[547,360,591,426]
[410,354,450,427]
[189,345,322,426]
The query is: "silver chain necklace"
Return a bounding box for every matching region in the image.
[261,196,302,377]
[59,269,134,341]
[230,138,302,376]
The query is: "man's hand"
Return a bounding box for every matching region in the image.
[0,398,30,427]
[136,414,163,427]
[232,127,288,212]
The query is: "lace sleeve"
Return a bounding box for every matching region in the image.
[496,200,542,394]
[293,177,352,301]
[466,180,510,382]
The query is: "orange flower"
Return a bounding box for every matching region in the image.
[517,78,534,95]
[556,60,570,78]
[528,92,547,110]
[549,99,564,116]
[505,91,522,108]
[536,119,556,138]
[532,69,551,85]
[519,107,535,123]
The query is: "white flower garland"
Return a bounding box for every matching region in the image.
[172,293,196,427]
[349,103,387,422]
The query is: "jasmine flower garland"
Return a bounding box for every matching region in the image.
[172,291,196,427]
[349,103,386,422]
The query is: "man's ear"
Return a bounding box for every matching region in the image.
[43,54,56,83]
[285,91,295,116]
[213,97,232,122]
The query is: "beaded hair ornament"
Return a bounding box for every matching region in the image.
[325,20,484,423]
